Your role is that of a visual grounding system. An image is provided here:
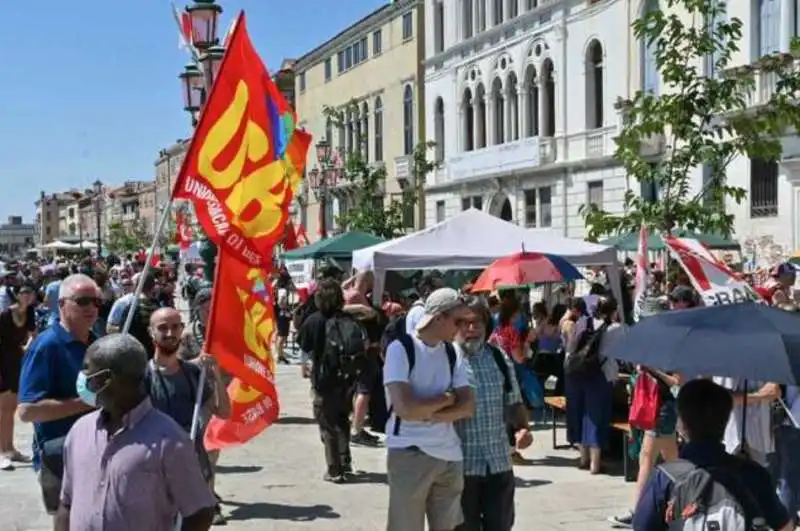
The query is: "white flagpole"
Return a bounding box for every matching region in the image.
[122,204,172,334]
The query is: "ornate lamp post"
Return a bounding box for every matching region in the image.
[93,180,103,256]
[309,139,343,240]
[177,0,225,282]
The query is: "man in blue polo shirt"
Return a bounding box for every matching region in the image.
[18,273,99,515]
[633,379,791,531]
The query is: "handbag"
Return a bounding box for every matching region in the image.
[629,372,661,431]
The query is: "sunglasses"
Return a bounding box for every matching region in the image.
[67,296,102,308]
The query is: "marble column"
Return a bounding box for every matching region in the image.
[487,94,496,145]
[538,78,548,136]
[473,100,483,149]
[518,87,529,137]
[503,93,512,143]
[780,0,794,53]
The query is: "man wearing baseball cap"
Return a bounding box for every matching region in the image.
[383,287,475,531]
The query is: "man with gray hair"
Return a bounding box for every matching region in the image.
[18,273,100,515]
[56,334,215,531]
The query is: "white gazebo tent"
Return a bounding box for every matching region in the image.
[40,240,78,251]
[352,209,623,304]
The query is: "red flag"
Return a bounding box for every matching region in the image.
[283,220,300,251]
[205,249,277,396]
[175,213,193,250]
[296,223,309,245]
[203,249,280,450]
[172,12,294,269]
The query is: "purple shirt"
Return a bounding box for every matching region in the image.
[60,397,215,531]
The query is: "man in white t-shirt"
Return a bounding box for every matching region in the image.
[384,287,475,531]
[405,272,445,335]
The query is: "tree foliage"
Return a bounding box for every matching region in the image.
[580,0,800,241]
[321,102,438,239]
[106,219,151,254]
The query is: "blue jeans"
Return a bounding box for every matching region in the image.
[775,426,800,520]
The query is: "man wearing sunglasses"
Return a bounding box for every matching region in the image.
[17,273,100,517]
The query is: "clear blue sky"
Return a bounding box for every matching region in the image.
[0,0,387,222]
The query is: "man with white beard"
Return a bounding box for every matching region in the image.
[453,296,532,531]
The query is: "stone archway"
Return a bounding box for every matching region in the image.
[489,191,513,222]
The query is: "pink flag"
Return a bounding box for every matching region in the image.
[171,2,199,60]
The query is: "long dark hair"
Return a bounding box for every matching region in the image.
[314,279,344,317]
[498,293,520,327]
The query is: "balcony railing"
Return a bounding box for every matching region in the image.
[439,136,545,183]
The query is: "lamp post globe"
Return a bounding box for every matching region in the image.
[179,63,204,115]
[186,0,222,50]
[315,139,331,165]
[200,44,226,90]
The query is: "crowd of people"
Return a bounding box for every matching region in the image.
[2,250,800,530]
[289,260,800,531]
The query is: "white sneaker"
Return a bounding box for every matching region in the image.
[0,455,14,471]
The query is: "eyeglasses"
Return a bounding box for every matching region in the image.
[66,296,102,308]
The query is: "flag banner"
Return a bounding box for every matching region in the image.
[203,376,278,450]
[172,12,298,268]
[663,236,763,306]
[283,129,312,195]
[171,2,199,60]
[175,212,193,250]
[206,249,279,396]
[632,225,650,321]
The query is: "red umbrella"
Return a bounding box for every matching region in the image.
[471,252,583,292]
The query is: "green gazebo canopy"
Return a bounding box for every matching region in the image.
[600,230,739,252]
[281,231,385,261]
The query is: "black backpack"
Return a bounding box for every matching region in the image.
[313,313,368,392]
[564,320,609,379]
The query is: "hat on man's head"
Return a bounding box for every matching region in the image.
[668,285,696,306]
[415,287,465,332]
[772,262,796,278]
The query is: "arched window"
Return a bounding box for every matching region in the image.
[507,72,519,141]
[642,0,660,92]
[493,0,503,25]
[361,101,370,162]
[758,0,780,56]
[434,97,445,162]
[462,0,474,39]
[434,0,445,53]
[403,85,414,155]
[374,97,384,162]
[475,83,487,149]
[507,0,518,19]
[491,78,504,144]
[463,88,474,151]
[524,65,539,137]
[585,40,604,129]
[542,59,555,137]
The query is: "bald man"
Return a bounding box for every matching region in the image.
[145,307,231,524]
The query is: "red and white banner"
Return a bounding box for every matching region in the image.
[663,236,762,306]
[632,225,650,321]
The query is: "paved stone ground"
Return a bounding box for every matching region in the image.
[0,348,635,531]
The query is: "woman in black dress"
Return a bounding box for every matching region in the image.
[0,284,35,471]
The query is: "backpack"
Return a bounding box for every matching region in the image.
[564,320,609,379]
[313,314,368,392]
[659,459,764,531]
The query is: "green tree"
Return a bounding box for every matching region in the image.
[580,0,800,241]
[321,102,438,239]
[105,219,151,254]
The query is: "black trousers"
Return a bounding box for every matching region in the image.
[312,387,353,476]
[457,470,515,531]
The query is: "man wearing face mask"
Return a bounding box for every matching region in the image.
[145,307,231,525]
[55,334,215,531]
[454,296,531,531]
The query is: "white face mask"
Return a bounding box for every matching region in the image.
[457,337,484,356]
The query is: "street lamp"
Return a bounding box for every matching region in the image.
[309,140,343,239]
[200,45,226,91]
[179,63,205,124]
[186,0,223,50]
[93,180,103,256]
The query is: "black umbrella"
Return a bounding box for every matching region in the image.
[603,302,800,385]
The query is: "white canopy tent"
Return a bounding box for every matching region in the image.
[40,240,78,251]
[352,209,623,304]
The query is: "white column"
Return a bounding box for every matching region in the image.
[503,94,512,143]
[487,94,496,145]
[518,87,529,137]
[473,100,482,148]
[538,78,548,136]
[781,0,794,52]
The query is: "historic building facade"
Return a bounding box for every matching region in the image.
[423,0,627,238]
[294,0,426,240]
